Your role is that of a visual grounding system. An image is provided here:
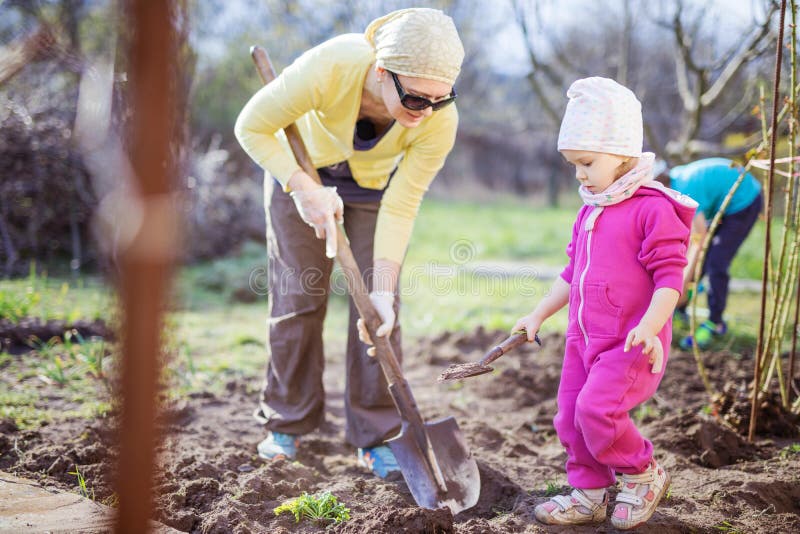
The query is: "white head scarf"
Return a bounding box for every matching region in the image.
[365,8,464,86]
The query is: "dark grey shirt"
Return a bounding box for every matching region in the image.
[318,119,396,202]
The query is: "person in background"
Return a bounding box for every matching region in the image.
[513,77,696,529]
[234,8,464,477]
[654,158,762,349]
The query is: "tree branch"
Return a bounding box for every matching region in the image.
[706,79,758,137]
[512,0,563,125]
[514,0,563,87]
[0,26,53,86]
[700,2,778,107]
[671,5,700,111]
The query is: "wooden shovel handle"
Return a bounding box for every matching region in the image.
[249,45,404,386]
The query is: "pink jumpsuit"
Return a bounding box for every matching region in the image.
[555,185,695,489]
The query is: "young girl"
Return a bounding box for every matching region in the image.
[513,77,697,530]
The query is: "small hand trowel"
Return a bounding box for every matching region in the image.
[437,330,541,382]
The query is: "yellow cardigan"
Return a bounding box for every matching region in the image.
[234,34,459,264]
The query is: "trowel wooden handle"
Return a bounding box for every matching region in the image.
[479,331,538,366]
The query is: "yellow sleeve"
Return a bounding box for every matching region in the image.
[233,46,328,189]
[373,106,459,264]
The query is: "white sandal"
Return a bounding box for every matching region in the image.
[534,488,607,526]
[611,460,670,530]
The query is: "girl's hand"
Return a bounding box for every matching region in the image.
[512,313,543,343]
[624,324,664,373]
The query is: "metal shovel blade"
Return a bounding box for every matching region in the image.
[388,416,480,514]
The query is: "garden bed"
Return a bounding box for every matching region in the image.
[1,329,799,533]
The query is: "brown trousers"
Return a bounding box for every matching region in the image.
[257,178,402,448]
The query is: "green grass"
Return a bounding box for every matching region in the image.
[543,479,561,497]
[713,520,745,533]
[0,266,112,323]
[165,305,269,389]
[406,197,581,265]
[175,240,268,310]
[779,443,800,459]
[408,197,772,281]
[0,332,116,429]
[0,389,53,428]
[402,198,768,339]
[401,198,576,335]
[728,219,797,281]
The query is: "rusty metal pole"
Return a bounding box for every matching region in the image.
[114,1,177,532]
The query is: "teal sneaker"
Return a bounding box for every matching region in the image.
[680,320,727,350]
[673,308,689,329]
[257,432,298,460]
[357,445,400,478]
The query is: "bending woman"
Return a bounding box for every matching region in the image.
[234,8,464,477]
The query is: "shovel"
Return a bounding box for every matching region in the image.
[250,46,479,514]
[438,331,540,382]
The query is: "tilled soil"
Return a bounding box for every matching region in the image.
[2,328,799,533]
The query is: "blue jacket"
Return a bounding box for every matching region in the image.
[669,158,761,219]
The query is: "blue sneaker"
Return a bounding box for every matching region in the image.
[257,432,298,460]
[357,445,400,478]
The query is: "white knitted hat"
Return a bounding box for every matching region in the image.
[557,77,643,157]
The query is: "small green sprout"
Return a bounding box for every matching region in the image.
[274,491,350,525]
[69,465,95,500]
[80,339,107,379]
[713,520,744,533]
[779,443,800,460]
[44,354,68,386]
[544,480,560,497]
[491,505,510,517]
[634,401,659,423]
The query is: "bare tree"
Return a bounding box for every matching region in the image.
[0,26,54,86]
[508,0,779,169]
[660,0,779,160]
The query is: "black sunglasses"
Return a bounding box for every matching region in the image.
[389,71,456,111]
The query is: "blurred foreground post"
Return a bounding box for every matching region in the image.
[115,1,178,532]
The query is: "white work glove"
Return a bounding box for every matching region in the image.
[289,186,344,258]
[356,291,396,357]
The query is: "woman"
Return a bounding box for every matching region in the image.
[654,158,762,350]
[234,8,464,478]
